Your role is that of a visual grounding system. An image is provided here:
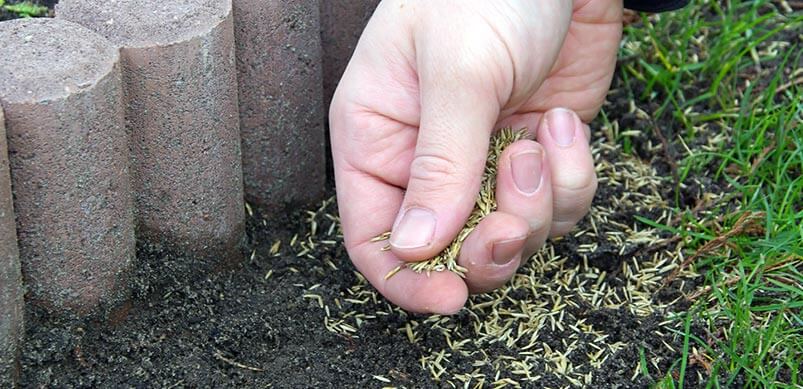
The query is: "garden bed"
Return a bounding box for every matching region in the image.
[17,86,712,387]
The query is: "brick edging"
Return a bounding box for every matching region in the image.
[58,0,246,264]
[0,105,23,389]
[0,1,379,383]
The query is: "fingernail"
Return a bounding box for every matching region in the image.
[390,207,436,249]
[547,108,577,147]
[491,237,526,265]
[511,150,543,195]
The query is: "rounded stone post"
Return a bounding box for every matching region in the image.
[232,0,326,208]
[319,0,380,107]
[0,19,135,316]
[0,107,23,388]
[58,0,245,262]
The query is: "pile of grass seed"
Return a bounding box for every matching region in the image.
[373,128,528,279]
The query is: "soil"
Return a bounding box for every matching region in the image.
[19,193,707,388]
[21,204,438,388]
[16,125,717,388]
[4,3,752,388]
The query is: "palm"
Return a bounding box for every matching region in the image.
[339,0,622,187]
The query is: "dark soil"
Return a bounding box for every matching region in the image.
[18,137,715,388]
[19,195,705,388]
[21,203,437,387]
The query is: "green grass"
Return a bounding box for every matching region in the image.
[618,0,802,387]
[0,0,48,18]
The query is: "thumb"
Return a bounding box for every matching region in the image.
[389,36,502,261]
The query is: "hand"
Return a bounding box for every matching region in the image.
[330,0,623,314]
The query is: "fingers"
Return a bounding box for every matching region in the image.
[388,31,503,261]
[331,72,470,314]
[350,236,469,315]
[456,108,595,294]
[536,108,597,237]
[456,212,530,294]
[495,139,554,258]
[332,161,468,315]
[450,108,596,295]
[457,139,555,295]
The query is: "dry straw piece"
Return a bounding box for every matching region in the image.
[376,128,528,279]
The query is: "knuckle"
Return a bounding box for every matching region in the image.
[553,194,593,223]
[409,153,465,188]
[556,170,598,198]
[553,175,596,229]
[550,220,580,238]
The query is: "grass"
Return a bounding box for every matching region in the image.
[0,1,48,18]
[619,0,802,387]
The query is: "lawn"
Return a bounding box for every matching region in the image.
[613,0,802,386]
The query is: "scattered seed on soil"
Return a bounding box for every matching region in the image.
[281,124,706,386]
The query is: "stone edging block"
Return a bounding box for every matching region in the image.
[0,19,136,317]
[233,0,326,208]
[58,0,246,263]
[0,106,23,389]
[319,0,380,108]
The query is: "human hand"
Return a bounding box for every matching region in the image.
[329,0,623,314]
